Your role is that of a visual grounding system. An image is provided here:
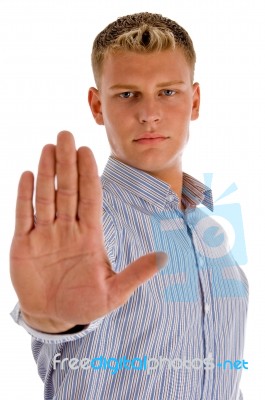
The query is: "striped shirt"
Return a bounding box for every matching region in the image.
[11,157,249,400]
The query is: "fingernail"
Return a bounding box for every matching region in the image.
[155,252,168,270]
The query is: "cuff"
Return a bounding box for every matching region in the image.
[10,303,104,344]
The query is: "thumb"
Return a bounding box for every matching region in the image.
[110,252,168,307]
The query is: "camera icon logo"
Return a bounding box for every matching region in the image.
[150,173,248,302]
[196,174,247,266]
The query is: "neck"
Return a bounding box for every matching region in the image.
[147,165,183,206]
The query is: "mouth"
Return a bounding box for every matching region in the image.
[133,135,169,145]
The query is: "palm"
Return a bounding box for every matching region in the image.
[10,132,166,333]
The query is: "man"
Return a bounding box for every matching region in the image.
[10,12,248,399]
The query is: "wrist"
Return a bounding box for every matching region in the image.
[21,311,76,334]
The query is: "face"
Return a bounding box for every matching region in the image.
[89,48,200,182]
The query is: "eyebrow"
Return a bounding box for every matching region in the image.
[157,80,186,88]
[109,80,186,91]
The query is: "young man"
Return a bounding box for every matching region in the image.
[10,12,248,399]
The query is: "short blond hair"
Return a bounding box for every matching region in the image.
[91,12,196,87]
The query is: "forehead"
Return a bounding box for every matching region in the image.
[100,48,193,87]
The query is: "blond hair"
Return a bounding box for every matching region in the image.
[91,12,196,87]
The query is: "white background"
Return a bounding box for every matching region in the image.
[1,0,264,398]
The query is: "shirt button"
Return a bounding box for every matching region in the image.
[167,194,175,202]
[205,303,210,313]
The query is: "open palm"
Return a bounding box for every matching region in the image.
[10,132,167,333]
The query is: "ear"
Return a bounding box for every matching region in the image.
[191,82,200,121]
[88,87,104,125]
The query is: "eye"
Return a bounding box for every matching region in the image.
[161,89,176,96]
[119,92,134,98]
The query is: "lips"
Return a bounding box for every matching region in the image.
[133,133,169,144]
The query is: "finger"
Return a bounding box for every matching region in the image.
[56,131,78,222]
[110,252,168,307]
[35,144,56,225]
[14,171,34,236]
[77,146,103,231]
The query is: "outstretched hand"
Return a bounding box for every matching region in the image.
[10,132,167,333]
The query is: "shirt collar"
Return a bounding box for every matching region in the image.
[102,157,213,211]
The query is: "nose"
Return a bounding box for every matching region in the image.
[138,97,161,124]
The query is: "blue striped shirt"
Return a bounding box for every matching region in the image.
[11,157,248,399]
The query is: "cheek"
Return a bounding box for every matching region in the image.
[176,104,193,125]
[104,124,125,149]
[102,102,125,128]
[167,107,190,128]
[167,96,191,114]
